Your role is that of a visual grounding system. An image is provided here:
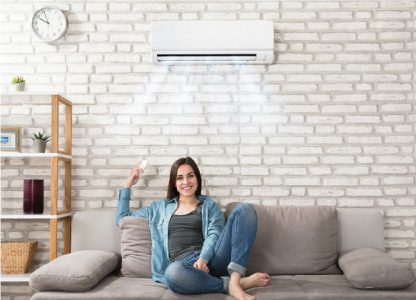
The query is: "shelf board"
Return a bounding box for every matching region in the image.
[1,92,61,96]
[1,273,30,283]
[1,210,72,220]
[0,152,71,160]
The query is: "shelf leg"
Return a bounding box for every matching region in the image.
[63,217,71,254]
[50,157,58,215]
[64,160,71,212]
[49,218,58,260]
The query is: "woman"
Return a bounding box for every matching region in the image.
[116,157,270,300]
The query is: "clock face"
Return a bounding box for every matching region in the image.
[32,6,68,42]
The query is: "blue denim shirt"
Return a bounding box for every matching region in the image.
[116,188,225,284]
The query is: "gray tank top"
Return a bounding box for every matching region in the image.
[168,205,204,261]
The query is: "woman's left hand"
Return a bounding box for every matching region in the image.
[193,257,209,273]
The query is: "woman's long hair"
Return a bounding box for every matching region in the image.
[167,157,202,199]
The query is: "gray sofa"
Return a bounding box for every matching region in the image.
[30,205,416,300]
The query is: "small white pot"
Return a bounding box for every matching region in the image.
[13,82,26,92]
[34,140,47,153]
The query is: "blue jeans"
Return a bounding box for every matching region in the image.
[164,203,257,295]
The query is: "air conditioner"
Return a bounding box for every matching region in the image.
[151,21,274,64]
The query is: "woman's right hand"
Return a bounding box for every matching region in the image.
[125,167,143,188]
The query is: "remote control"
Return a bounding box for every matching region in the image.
[139,160,148,171]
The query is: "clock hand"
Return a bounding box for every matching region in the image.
[43,11,49,24]
[39,17,49,24]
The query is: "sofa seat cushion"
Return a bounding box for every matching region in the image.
[31,275,416,300]
[226,203,340,275]
[30,276,230,300]
[31,276,168,300]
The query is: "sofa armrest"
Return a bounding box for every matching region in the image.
[30,250,120,292]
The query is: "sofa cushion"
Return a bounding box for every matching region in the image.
[29,250,119,292]
[339,247,416,290]
[336,209,385,254]
[120,216,152,278]
[225,203,340,275]
[31,275,416,300]
[72,209,121,254]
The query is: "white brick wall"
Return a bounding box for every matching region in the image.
[1,0,415,298]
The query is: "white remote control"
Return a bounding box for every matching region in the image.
[139,160,148,171]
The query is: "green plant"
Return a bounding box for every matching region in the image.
[11,76,25,85]
[32,132,51,143]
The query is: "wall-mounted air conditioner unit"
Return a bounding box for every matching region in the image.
[151,21,274,64]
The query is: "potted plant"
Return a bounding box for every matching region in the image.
[32,132,51,153]
[11,76,26,92]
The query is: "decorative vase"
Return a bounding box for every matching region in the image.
[34,139,47,153]
[23,179,44,214]
[13,82,26,92]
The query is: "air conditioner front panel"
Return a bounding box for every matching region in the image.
[151,21,274,64]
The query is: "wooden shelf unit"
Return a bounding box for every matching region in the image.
[1,94,72,262]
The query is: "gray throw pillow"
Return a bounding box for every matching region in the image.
[29,250,119,291]
[120,217,152,278]
[225,203,340,275]
[339,247,416,290]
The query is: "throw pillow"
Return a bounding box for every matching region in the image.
[29,250,119,291]
[339,247,416,290]
[225,203,340,275]
[120,216,152,278]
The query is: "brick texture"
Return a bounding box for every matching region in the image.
[1,0,415,298]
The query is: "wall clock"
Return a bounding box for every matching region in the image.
[31,6,68,42]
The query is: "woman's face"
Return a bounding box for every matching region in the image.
[175,164,198,198]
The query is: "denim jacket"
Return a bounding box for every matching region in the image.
[116,188,225,284]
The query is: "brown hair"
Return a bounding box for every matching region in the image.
[167,157,202,199]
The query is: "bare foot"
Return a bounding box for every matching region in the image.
[228,273,256,300]
[240,272,271,290]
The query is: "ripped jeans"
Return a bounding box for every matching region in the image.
[164,203,257,294]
